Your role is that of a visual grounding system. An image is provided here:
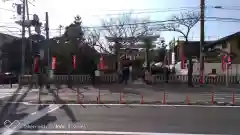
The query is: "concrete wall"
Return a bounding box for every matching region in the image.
[193,63,240,75]
[175,61,240,75]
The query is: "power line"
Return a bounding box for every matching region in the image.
[13,16,240,32]
[95,6,200,12]
[0,7,15,12]
[2,16,240,34]
[0,5,239,19]
[80,17,240,29]
[89,8,199,17]
[0,5,239,27]
[208,6,240,11]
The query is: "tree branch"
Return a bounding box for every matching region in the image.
[157,11,200,39]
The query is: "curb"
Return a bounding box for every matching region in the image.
[23,100,236,106]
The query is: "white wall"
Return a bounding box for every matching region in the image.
[193,63,240,75]
[174,61,240,75]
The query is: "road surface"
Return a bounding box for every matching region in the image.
[1,86,240,104]
[0,104,240,134]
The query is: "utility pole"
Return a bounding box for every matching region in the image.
[26,0,31,50]
[45,12,50,89]
[21,0,26,75]
[25,0,33,75]
[59,25,63,36]
[199,0,205,84]
[45,12,50,65]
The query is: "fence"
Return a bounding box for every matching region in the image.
[19,74,239,85]
[152,75,239,84]
[19,74,118,85]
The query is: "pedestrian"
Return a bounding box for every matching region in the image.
[90,60,98,85]
[38,73,44,89]
[121,57,130,85]
[164,66,170,83]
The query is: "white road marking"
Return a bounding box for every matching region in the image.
[0,93,23,95]
[11,102,240,108]
[13,130,219,135]
[0,95,12,99]
[2,104,62,135]
[214,98,225,100]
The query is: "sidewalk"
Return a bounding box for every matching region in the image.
[22,89,240,105]
[5,80,237,105]
[15,81,239,105]
[148,84,240,92]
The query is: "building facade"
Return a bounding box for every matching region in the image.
[173,32,240,75]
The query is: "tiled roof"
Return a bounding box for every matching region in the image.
[204,32,240,49]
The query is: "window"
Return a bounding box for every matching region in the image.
[211,69,217,74]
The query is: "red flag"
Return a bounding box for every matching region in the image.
[52,56,56,70]
[72,55,76,69]
[221,55,225,72]
[228,55,231,63]
[181,55,186,69]
[33,57,38,72]
[99,55,104,70]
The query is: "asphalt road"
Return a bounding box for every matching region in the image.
[1,86,240,104]
[0,104,240,134]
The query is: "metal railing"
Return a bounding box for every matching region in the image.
[152,75,239,84]
[19,74,118,85]
[18,74,239,85]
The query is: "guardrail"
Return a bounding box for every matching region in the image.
[25,88,238,106]
[19,74,118,85]
[18,74,239,85]
[152,75,239,84]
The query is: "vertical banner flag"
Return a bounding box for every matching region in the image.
[98,55,104,70]
[181,55,186,69]
[72,55,76,69]
[221,55,225,72]
[52,56,56,70]
[33,57,38,72]
[226,55,232,69]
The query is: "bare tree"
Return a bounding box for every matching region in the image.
[158,11,200,86]
[101,13,154,47]
[83,28,112,54]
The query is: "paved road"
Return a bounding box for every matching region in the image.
[1,104,240,134]
[1,86,239,104]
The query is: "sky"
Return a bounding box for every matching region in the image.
[0,0,240,43]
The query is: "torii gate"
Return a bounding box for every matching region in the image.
[105,35,159,71]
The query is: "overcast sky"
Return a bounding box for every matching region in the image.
[1,0,240,43]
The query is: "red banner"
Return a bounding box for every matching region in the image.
[33,57,38,72]
[228,55,231,64]
[181,55,186,69]
[52,56,56,70]
[72,55,76,69]
[98,55,104,70]
[221,55,225,72]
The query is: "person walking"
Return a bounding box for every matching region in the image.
[121,57,130,85]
